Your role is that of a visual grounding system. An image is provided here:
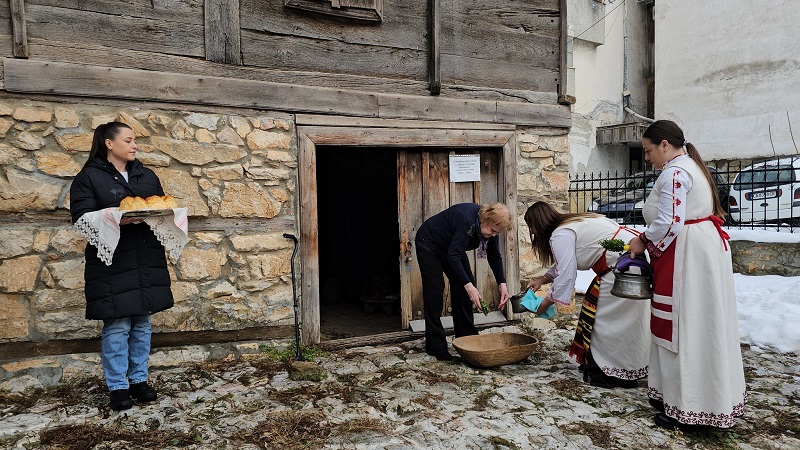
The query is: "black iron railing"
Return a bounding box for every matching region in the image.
[569,156,800,231]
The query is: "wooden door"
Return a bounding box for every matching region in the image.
[398,148,501,329]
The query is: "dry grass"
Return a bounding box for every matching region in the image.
[561,422,613,447]
[236,410,389,450]
[38,423,200,449]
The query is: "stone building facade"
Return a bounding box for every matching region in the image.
[0,98,570,346]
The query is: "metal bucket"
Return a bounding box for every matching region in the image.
[609,254,653,300]
[610,271,653,299]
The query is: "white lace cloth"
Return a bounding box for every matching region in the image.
[74,207,189,266]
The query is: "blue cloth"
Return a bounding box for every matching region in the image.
[101,315,152,391]
[520,290,556,319]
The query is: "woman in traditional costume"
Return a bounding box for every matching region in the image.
[415,203,511,360]
[628,120,745,430]
[525,202,650,388]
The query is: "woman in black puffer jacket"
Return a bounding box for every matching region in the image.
[70,121,173,411]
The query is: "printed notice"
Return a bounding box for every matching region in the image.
[449,154,481,182]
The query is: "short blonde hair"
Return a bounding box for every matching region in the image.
[478,203,511,231]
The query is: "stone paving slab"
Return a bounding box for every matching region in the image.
[0,322,798,450]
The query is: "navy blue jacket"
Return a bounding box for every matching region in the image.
[415,203,506,286]
[70,158,173,320]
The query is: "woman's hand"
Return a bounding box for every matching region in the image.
[497,283,509,310]
[627,236,646,256]
[119,217,142,225]
[526,275,549,292]
[464,282,482,309]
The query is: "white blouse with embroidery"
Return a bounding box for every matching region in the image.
[643,155,693,254]
[544,228,579,304]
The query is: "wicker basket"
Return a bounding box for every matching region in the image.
[452,332,539,368]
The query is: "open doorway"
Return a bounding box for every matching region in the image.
[316,146,402,340]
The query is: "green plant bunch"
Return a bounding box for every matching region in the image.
[479,299,490,315]
[598,239,629,252]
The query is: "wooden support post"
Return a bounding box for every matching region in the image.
[427,0,441,95]
[205,0,242,65]
[558,0,575,105]
[9,0,28,58]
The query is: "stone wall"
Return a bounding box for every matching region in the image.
[0,98,298,342]
[731,241,800,276]
[0,96,572,346]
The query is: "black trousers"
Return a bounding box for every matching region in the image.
[416,247,478,353]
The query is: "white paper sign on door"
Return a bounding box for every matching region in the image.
[449,154,481,182]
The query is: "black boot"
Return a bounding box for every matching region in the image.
[109,389,133,411]
[649,398,665,411]
[589,373,638,389]
[654,413,708,432]
[426,349,453,361]
[130,382,158,403]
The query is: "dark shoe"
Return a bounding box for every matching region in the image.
[649,398,665,412]
[109,389,133,411]
[426,349,453,361]
[589,374,638,389]
[654,412,707,432]
[130,382,158,403]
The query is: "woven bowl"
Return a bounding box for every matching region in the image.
[452,332,539,368]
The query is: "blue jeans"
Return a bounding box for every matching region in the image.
[101,316,152,391]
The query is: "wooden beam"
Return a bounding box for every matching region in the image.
[0,325,294,360]
[2,58,571,127]
[557,0,575,105]
[205,0,242,65]
[501,134,520,318]
[9,0,28,58]
[295,115,515,130]
[301,126,515,147]
[428,0,440,95]
[297,130,320,345]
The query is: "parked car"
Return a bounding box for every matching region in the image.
[589,171,659,224]
[727,157,800,225]
[591,168,731,225]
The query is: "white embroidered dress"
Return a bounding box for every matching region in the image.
[545,216,650,380]
[642,154,746,427]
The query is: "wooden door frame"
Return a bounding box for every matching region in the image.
[296,115,519,344]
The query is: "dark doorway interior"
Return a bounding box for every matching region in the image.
[316,147,402,340]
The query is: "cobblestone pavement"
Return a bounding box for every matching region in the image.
[1,321,798,450]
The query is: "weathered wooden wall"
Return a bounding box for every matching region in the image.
[0,0,562,102]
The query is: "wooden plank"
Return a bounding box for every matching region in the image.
[3,60,566,127]
[298,131,320,344]
[441,53,559,92]
[502,135,520,318]
[205,0,242,65]
[25,4,205,58]
[3,59,379,118]
[378,92,571,128]
[240,30,426,80]
[295,115,516,130]
[29,0,205,25]
[475,149,500,310]
[0,325,295,360]
[449,150,476,302]
[428,0,440,95]
[397,150,425,328]
[495,101,571,128]
[10,0,28,58]
[300,126,515,147]
[424,151,451,315]
[241,0,424,50]
[283,0,382,22]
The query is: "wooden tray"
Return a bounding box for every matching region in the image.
[121,208,174,218]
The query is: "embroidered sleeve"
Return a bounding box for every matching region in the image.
[644,167,692,256]
[546,229,578,305]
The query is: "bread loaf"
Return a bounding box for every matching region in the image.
[119,195,178,210]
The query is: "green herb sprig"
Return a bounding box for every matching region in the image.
[599,239,629,252]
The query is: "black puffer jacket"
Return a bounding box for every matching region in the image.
[70,158,174,320]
